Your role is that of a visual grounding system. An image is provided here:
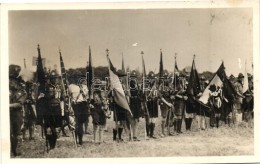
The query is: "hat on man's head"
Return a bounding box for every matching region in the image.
[130,70,137,77]
[148,71,155,78]
[209,84,217,92]
[238,73,244,79]
[9,65,21,78]
[229,74,235,80]
[200,75,206,80]
[163,71,169,78]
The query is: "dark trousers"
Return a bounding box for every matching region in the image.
[10,108,23,156]
[72,102,88,145]
[185,118,193,131]
[43,105,62,149]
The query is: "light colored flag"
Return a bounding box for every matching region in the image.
[238,58,242,69]
[18,68,34,82]
[199,62,235,104]
[199,73,223,104]
[107,56,132,116]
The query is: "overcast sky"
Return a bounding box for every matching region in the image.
[9,8,252,76]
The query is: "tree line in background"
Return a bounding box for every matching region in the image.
[66,66,214,84]
[9,63,214,84]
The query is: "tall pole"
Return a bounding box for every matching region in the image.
[107,49,119,142]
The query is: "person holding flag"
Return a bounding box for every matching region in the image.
[199,62,236,127]
[185,56,201,131]
[68,81,89,146]
[242,74,254,122]
[42,71,65,150]
[106,49,132,142]
[129,70,142,141]
[174,73,188,134]
[9,65,27,156]
[158,72,175,137]
[146,71,159,138]
[232,73,245,124]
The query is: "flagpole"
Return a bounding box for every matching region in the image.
[141,51,147,140]
[24,58,26,69]
[106,49,119,143]
[174,53,177,91]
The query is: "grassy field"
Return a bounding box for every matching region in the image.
[15,115,254,158]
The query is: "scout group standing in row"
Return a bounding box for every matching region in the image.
[9,47,254,157]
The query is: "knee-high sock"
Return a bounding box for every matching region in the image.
[118,128,123,139]
[113,129,117,141]
[150,123,156,137]
[133,121,138,137]
[146,124,150,137]
[11,136,18,156]
[94,126,98,142]
[216,117,220,128]
[186,118,192,130]
[185,118,189,131]
[99,126,103,142]
[29,125,35,138]
[177,119,182,133]
[161,120,166,135]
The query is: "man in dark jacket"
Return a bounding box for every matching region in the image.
[9,65,27,156]
[129,71,142,141]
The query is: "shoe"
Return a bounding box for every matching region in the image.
[149,135,157,139]
[168,133,174,136]
[29,137,35,140]
[133,137,140,141]
[85,132,92,135]
[160,134,165,137]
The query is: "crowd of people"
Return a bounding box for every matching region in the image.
[9,64,254,157]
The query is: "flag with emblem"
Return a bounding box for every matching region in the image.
[199,62,235,104]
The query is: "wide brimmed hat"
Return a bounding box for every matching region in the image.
[46,71,61,79]
[238,73,244,79]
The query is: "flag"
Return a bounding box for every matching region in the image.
[122,53,125,73]
[33,56,46,67]
[186,57,210,112]
[24,59,27,69]
[18,68,34,82]
[159,49,164,86]
[141,52,146,78]
[172,53,179,89]
[199,62,235,104]
[59,49,69,96]
[187,58,201,96]
[36,44,46,94]
[87,46,94,97]
[107,56,132,116]
[121,53,130,100]
[243,61,249,93]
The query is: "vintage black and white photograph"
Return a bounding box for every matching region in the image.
[1,1,259,163]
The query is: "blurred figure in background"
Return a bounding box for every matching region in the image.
[22,81,37,141]
[232,73,245,124]
[9,65,27,156]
